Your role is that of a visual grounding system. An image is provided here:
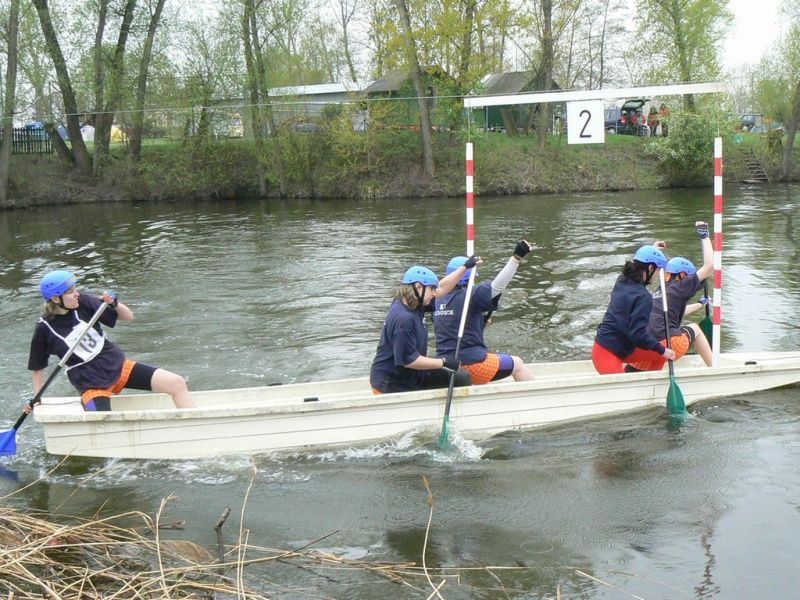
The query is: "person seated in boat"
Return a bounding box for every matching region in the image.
[25,270,194,412]
[592,244,676,374]
[370,263,474,394]
[432,240,535,384]
[627,221,714,371]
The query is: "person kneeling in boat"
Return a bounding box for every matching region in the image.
[433,240,535,384]
[25,270,195,412]
[370,264,474,394]
[592,244,676,374]
[627,221,714,371]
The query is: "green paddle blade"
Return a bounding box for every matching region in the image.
[437,418,450,449]
[699,316,713,348]
[666,377,686,416]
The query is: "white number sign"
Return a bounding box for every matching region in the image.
[566,100,605,145]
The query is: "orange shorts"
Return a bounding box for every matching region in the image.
[463,353,501,385]
[628,331,691,371]
[81,359,136,407]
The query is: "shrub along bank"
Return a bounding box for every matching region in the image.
[0,127,767,209]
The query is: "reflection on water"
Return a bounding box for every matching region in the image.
[0,185,799,597]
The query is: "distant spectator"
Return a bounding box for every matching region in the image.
[648,106,659,135]
[659,103,670,137]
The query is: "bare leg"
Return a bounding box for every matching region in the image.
[151,368,195,408]
[511,355,535,381]
[689,323,713,367]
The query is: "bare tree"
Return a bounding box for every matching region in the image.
[394,0,434,178]
[129,0,167,161]
[93,0,137,176]
[32,0,92,175]
[332,0,360,82]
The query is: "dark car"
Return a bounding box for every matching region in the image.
[605,99,649,135]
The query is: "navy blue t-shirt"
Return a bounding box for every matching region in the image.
[370,300,431,393]
[595,275,665,358]
[432,281,497,364]
[647,273,703,339]
[28,294,126,392]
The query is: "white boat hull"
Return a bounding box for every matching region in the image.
[33,352,800,460]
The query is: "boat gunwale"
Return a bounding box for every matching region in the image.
[32,352,800,425]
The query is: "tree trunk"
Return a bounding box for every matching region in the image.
[129,0,166,162]
[781,80,800,180]
[537,0,553,148]
[394,0,435,179]
[94,0,136,176]
[0,0,20,207]
[250,5,287,195]
[44,121,72,162]
[242,0,269,197]
[32,0,92,175]
[92,0,109,176]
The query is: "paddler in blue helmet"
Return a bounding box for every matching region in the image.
[592,243,676,374]
[370,261,477,394]
[433,240,535,384]
[25,269,194,412]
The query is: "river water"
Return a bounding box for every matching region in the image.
[0,184,798,598]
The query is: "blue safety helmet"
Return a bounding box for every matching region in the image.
[402,266,439,287]
[633,245,667,269]
[445,256,476,285]
[40,270,78,300]
[666,257,696,276]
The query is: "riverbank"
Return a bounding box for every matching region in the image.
[1,131,775,208]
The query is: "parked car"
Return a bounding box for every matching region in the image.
[605,99,649,135]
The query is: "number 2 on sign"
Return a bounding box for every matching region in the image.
[579,110,591,138]
[566,100,604,145]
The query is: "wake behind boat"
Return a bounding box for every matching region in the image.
[32,351,800,460]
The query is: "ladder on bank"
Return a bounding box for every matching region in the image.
[743,147,770,184]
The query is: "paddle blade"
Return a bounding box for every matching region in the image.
[438,417,450,449]
[666,378,686,416]
[0,429,17,456]
[699,316,713,349]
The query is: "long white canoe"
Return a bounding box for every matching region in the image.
[33,351,800,460]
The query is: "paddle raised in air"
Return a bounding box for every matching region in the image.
[658,268,687,423]
[438,265,477,449]
[0,301,109,456]
[697,222,713,345]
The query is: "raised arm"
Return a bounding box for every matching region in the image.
[491,239,532,298]
[694,222,714,282]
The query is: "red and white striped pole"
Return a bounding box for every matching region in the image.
[466,142,475,256]
[712,137,723,365]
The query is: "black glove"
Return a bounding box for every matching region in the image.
[441,357,461,372]
[513,240,531,259]
[695,222,709,239]
[103,290,119,308]
[463,256,479,270]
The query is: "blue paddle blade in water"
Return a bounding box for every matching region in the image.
[0,429,17,456]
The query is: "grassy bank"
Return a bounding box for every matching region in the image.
[1,130,775,209]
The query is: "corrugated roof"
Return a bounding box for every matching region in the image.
[480,71,537,95]
[363,70,409,94]
[269,81,367,97]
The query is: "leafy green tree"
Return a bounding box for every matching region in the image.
[634,0,732,111]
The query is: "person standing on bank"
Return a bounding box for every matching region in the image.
[433,240,536,384]
[592,244,677,374]
[26,270,194,412]
[370,261,476,394]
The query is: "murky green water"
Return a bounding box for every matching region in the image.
[0,184,799,598]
